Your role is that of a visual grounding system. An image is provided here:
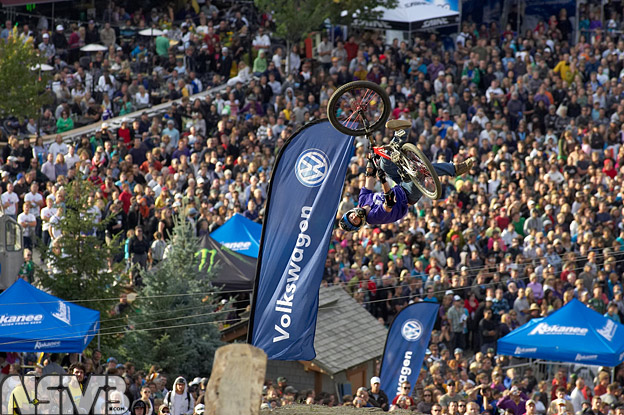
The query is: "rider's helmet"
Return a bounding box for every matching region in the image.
[339,208,366,232]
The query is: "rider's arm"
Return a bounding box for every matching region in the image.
[364,175,377,191]
[381,181,393,213]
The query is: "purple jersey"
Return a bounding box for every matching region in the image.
[358,185,408,225]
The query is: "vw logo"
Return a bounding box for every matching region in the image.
[295,149,330,187]
[401,319,423,341]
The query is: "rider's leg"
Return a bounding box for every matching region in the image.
[400,182,423,205]
[431,162,456,177]
[399,162,467,205]
[378,156,403,185]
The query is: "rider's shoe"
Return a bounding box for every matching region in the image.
[454,157,476,176]
[386,120,411,131]
[387,120,411,145]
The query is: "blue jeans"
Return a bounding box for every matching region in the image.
[379,157,455,204]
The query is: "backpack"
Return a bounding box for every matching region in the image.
[165,391,192,412]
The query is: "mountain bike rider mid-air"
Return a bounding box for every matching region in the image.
[339,120,476,232]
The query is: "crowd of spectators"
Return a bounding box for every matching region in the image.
[1,0,624,412]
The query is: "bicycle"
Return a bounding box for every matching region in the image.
[327,80,442,200]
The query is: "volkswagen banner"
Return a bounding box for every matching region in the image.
[248,120,354,360]
[380,302,439,396]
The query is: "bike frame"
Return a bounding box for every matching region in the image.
[357,110,400,163]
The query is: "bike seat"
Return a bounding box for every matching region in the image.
[385,120,411,131]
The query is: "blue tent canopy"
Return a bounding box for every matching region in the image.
[210,213,261,258]
[497,299,624,367]
[0,279,100,352]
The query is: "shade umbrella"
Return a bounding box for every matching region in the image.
[139,28,164,36]
[30,64,54,71]
[81,43,108,52]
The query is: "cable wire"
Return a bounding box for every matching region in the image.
[0,245,615,346]
[9,245,617,307]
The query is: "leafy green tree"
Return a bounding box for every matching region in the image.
[0,28,52,121]
[36,180,124,351]
[116,214,223,378]
[254,0,397,51]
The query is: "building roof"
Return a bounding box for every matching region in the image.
[312,286,388,375]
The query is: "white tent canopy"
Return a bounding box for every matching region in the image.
[354,0,459,31]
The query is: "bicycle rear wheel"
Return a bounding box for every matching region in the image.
[327,81,391,136]
[399,143,442,200]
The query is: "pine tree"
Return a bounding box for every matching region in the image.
[35,180,124,352]
[117,214,223,378]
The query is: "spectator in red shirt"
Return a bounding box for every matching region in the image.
[87,167,103,186]
[551,369,568,401]
[391,381,416,411]
[594,372,610,397]
[603,159,617,179]
[344,36,358,62]
[119,182,132,214]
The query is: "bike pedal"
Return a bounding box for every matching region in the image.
[391,151,401,164]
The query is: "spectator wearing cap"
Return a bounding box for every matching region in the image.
[367,376,389,411]
[276,376,287,397]
[131,399,147,415]
[164,377,194,415]
[51,24,68,55]
[525,399,539,415]
[193,404,204,415]
[38,32,55,61]
[104,356,118,374]
[283,385,298,404]
[498,386,528,415]
[548,394,574,415]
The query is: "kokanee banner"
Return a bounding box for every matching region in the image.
[0,374,129,415]
[379,302,439,396]
[248,120,354,360]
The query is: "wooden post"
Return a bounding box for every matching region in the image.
[205,344,267,415]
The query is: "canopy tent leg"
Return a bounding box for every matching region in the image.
[575,0,580,44]
[457,0,461,36]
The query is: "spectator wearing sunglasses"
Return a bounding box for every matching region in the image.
[391,381,416,411]
[417,389,435,414]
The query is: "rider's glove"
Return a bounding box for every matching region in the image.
[365,158,376,177]
[384,190,396,208]
[377,168,387,184]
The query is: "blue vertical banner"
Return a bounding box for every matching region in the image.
[248,120,354,360]
[380,302,439,396]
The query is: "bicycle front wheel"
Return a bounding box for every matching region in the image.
[399,143,442,200]
[327,81,391,136]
